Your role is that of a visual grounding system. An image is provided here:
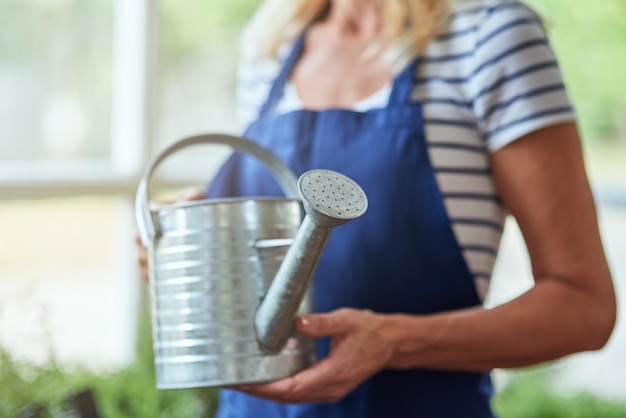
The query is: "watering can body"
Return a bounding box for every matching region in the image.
[136,134,367,389]
[150,198,315,389]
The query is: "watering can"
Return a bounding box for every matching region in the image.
[135,134,368,389]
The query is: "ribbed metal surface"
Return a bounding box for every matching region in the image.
[149,198,316,389]
[254,170,369,353]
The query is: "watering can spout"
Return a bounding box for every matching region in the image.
[254,170,368,354]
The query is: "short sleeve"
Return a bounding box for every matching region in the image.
[236,52,275,130]
[469,2,576,151]
[235,43,292,130]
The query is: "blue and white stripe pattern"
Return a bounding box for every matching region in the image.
[236,0,576,300]
[418,0,574,298]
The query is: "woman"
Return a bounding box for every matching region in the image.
[177,0,616,416]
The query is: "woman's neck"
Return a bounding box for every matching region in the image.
[325,0,382,37]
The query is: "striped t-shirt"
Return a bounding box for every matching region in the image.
[236,0,576,299]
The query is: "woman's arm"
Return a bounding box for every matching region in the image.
[385,122,616,371]
[231,122,616,403]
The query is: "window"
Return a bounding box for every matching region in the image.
[0,0,256,368]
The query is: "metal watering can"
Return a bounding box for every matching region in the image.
[136,134,368,389]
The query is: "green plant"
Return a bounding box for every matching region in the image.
[494,373,626,418]
[90,302,219,418]
[0,296,219,418]
[0,347,83,417]
[0,345,217,418]
[526,0,626,142]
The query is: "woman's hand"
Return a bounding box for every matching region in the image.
[230,308,395,404]
[136,232,150,280]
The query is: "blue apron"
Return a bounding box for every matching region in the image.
[208,34,495,418]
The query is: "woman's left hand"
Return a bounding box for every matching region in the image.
[229,308,394,404]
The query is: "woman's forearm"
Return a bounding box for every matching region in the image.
[382,124,615,373]
[384,276,616,372]
[230,272,615,404]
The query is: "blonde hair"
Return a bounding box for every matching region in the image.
[242,0,450,72]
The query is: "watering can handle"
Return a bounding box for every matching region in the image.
[136,133,300,246]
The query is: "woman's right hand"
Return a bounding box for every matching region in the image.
[136,186,206,281]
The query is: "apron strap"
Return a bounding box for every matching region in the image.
[388,58,421,106]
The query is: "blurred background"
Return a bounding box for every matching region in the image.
[0,0,624,416]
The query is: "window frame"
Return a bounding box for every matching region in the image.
[0,0,162,200]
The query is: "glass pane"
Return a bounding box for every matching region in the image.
[0,0,113,162]
[153,0,258,182]
[0,196,138,367]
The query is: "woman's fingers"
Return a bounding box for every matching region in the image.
[294,309,356,337]
[229,308,393,404]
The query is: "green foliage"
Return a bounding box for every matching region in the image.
[85,361,216,418]
[0,301,218,418]
[89,299,218,418]
[494,374,626,418]
[158,0,259,63]
[0,348,85,416]
[526,0,626,142]
[0,347,217,418]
